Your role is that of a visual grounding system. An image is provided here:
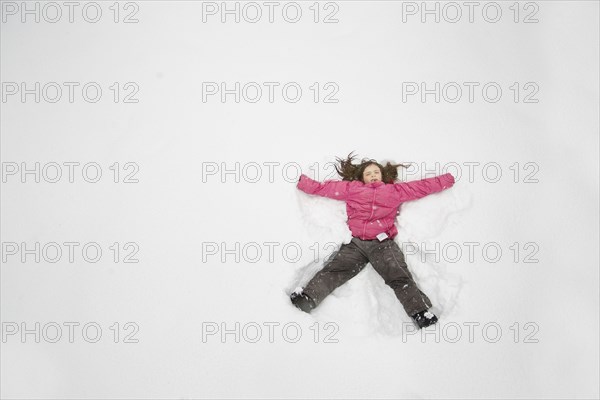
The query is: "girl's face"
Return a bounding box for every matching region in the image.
[362,164,382,183]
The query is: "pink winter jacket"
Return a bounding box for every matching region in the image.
[297,173,455,240]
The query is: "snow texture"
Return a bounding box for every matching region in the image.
[1,2,599,399]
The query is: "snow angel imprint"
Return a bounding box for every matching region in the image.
[291,153,456,329]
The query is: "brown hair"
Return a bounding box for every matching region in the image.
[334,152,410,184]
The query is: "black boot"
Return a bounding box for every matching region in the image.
[290,291,316,313]
[412,310,438,329]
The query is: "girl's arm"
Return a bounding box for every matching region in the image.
[297,174,351,200]
[393,173,455,202]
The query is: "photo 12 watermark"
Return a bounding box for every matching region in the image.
[397,161,540,183]
[400,2,540,24]
[1,1,140,24]
[201,82,340,103]
[401,81,540,104]
[201,320,340,344]
[1,82,140,103]
[2,321,140,343]
[2,241,140,264]
[401,320,540,344]
[2,162,140,183]
[402,241,540,264]
[200,1,340,24]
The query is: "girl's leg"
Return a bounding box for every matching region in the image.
[302,239,369,308]
[367,239,433,317]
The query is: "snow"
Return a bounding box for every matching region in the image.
[1,1,599,399]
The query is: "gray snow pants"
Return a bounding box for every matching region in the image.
[302,237,432,317]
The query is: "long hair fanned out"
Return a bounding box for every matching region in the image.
[335,152,410,184]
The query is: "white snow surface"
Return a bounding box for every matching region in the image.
[1,2,599,399]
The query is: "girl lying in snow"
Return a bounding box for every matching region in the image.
[291,154,455,329]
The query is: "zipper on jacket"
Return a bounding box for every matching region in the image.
[363,187,377,239]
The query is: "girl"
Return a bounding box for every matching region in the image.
[290,154,456,329]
